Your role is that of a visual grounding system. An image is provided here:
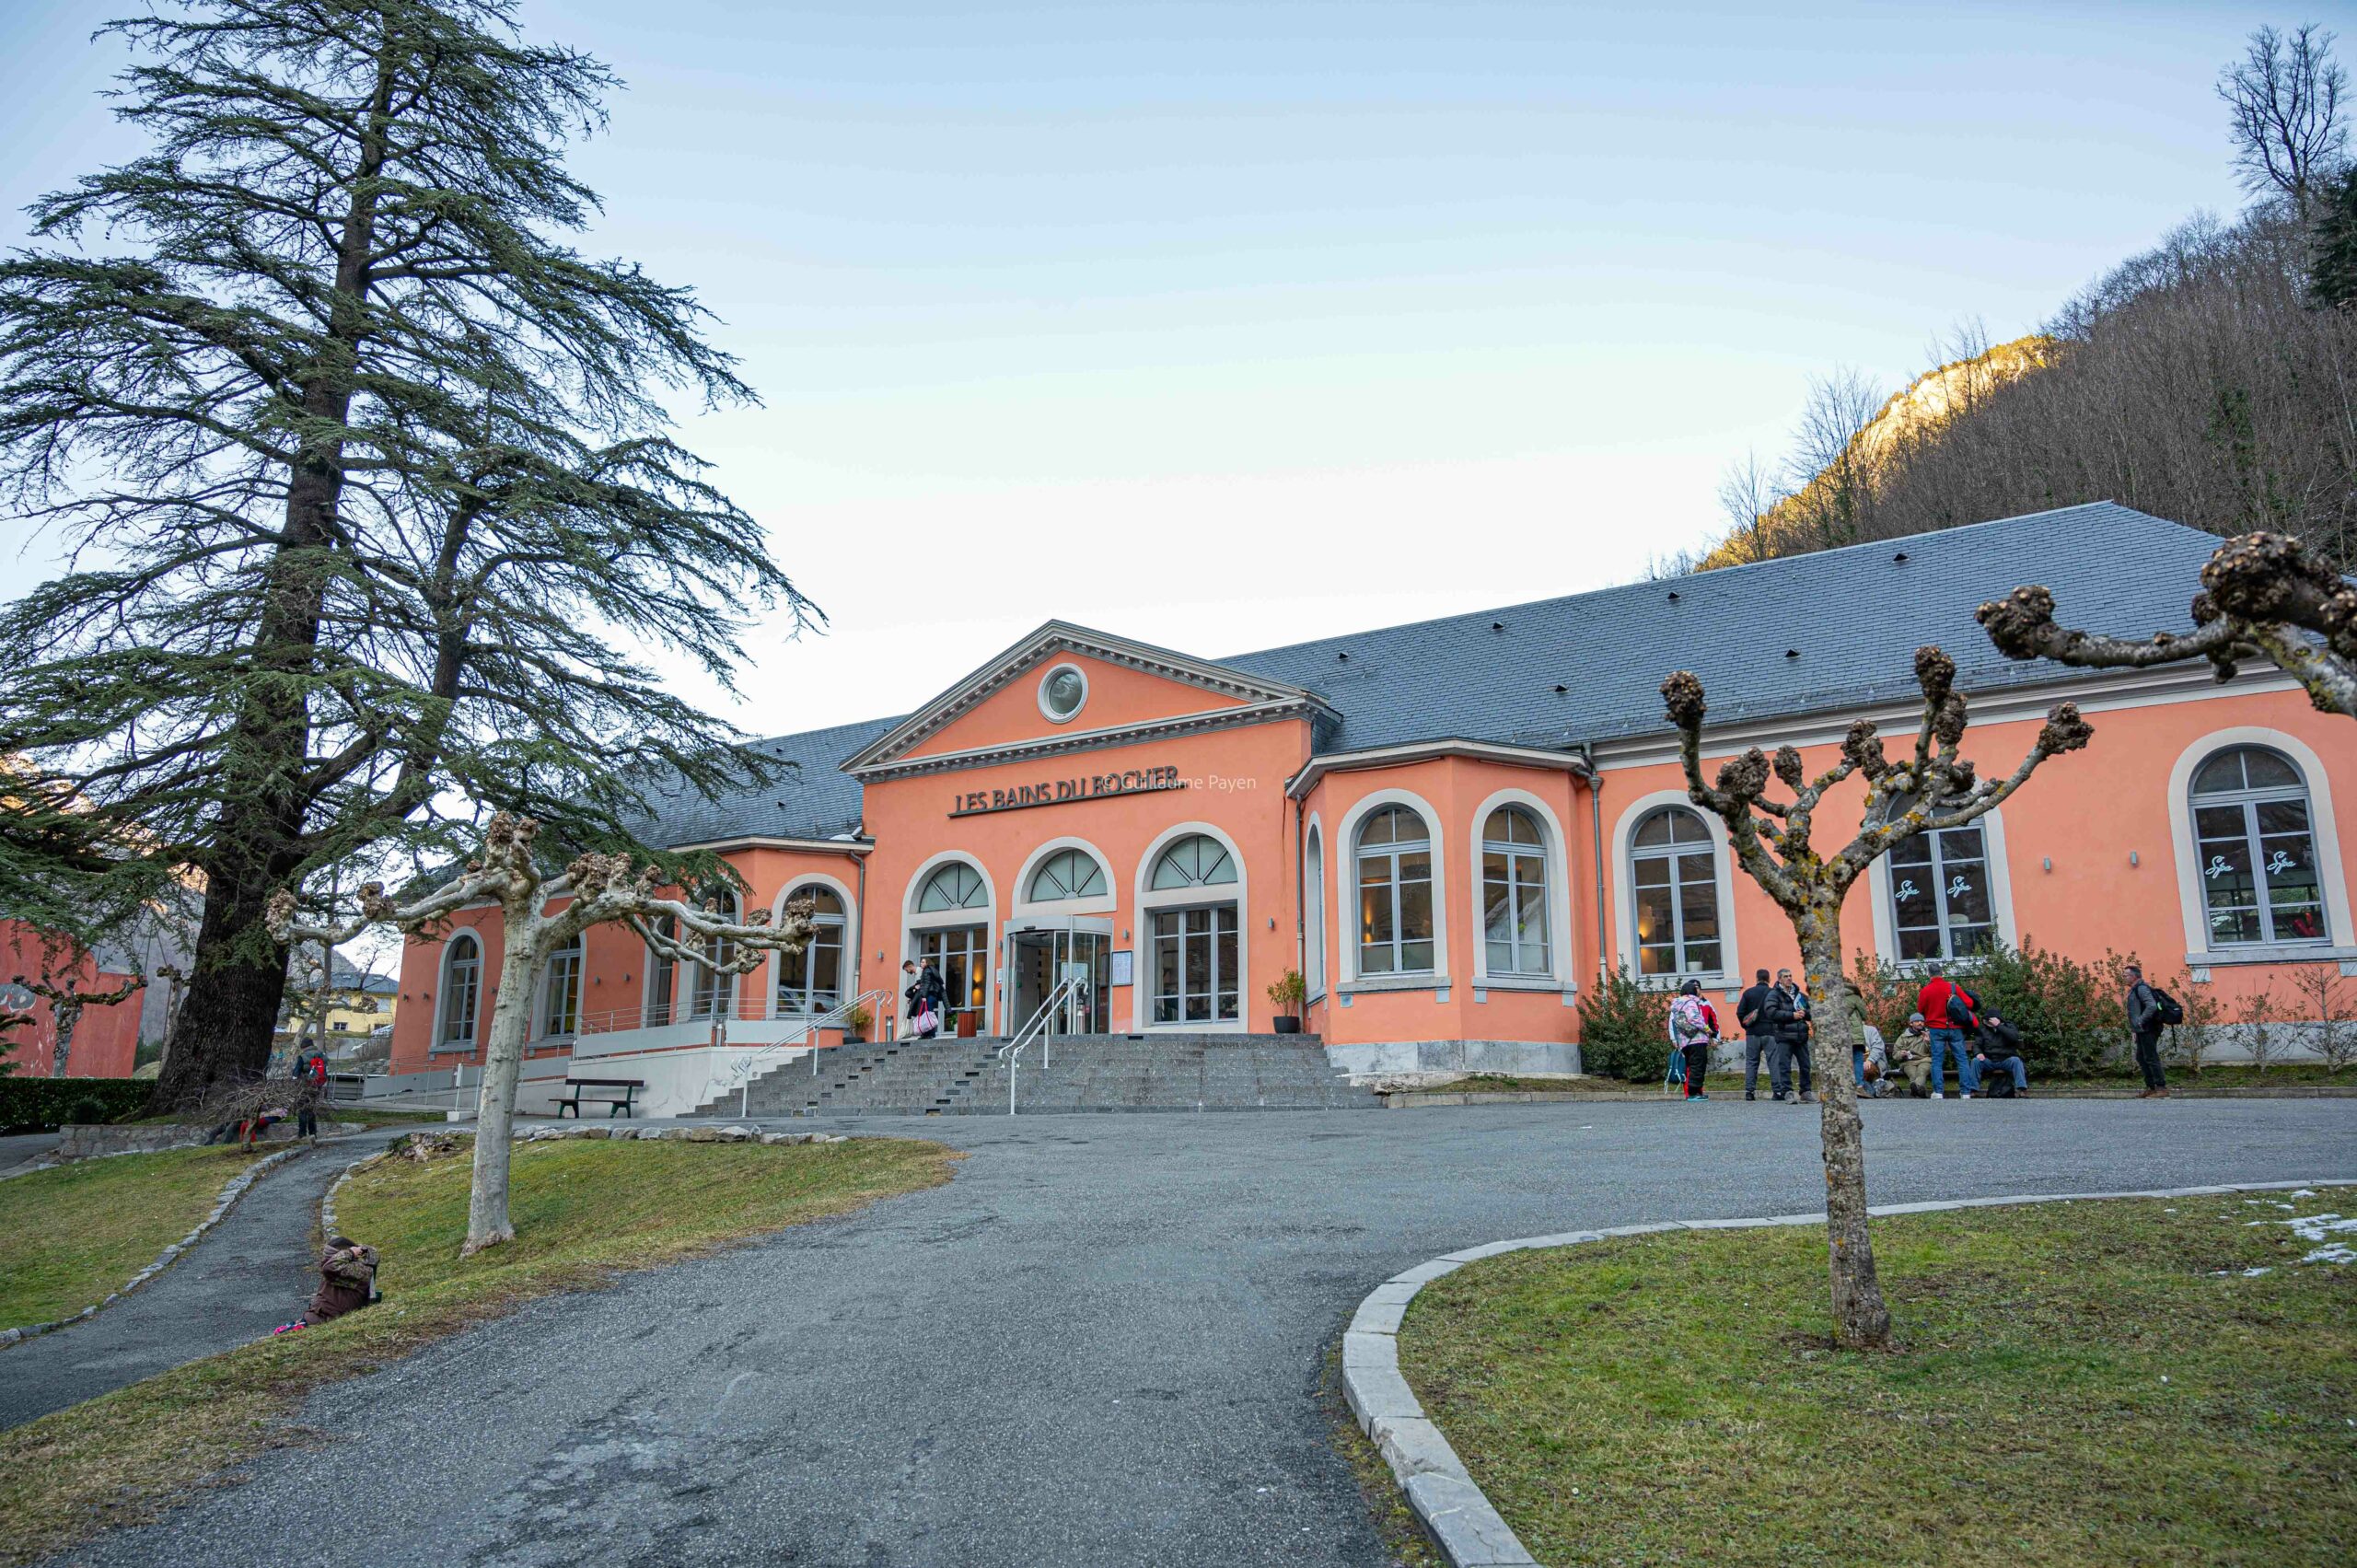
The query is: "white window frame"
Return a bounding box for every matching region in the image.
[1467,789,1571,988]
[538,931,584,1040]
[904,853,998,1027]
[2168,729,2351,965]
[1350,800,1439,981]
[1879,821,1998,964]
[1135,822,1249,1032]
[1865,806,2016,971]
[688,888,741,1021]
[1610,789,1738,987]
[1303,817,1327,1002]
[435,931,482,1049]
[773,877,855,1018]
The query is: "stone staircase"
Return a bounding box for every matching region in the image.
[690,1033,1383,1118]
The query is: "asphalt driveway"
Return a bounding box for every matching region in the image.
[43,1098,2357,1568]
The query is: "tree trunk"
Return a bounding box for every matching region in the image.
[48,999,78,1077]
[152,865,296,1110]
[1800,924,1893,1350]
[463,914,542,1255]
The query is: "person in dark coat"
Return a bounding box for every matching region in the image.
[1736,969,1786,1101]
[919,958,947,1036]
[1773,969,1815,1103]
[1973,1012,2030,1096]
[2124,964,2168,1098]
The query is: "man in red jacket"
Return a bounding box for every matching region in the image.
[1914,960,1980,1098]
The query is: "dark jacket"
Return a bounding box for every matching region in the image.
[1773,985,1811,1050]
[920,963,946,1010]
[2126,980,2160,1033]
[1976,1017,2023,1059]
[1736,983,1784,1037]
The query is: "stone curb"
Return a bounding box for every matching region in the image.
[0,1144,307,1351]
[390,1123,851,1147]
[1342,1176,2357,1567]
[1381,1086,2357,1107]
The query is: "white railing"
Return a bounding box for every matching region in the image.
[575,994,857,1036]
[709,986,895,1118]
[997,977,1083,1116]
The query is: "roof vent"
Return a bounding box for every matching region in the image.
[1784,649,1801,659]
[1666,590,1681,602]
[1893,551,1910,563]
[1491,621,1504,632]
[1553,683,1568,694]
[1337,651,1349,663]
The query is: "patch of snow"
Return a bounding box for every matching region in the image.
[2302,1244,2355,1266]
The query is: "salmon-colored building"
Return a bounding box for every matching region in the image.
[0,922,145,1079]
[389,504,2355,1112]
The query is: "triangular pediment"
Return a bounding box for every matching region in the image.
[842,621,1330,777]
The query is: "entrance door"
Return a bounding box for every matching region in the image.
[1005,923,1110,1034]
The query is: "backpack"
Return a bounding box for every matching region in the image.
[2149,987,2185,1027]
[1944,985,1978,1030]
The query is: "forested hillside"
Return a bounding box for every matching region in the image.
[1698,25,2357,575]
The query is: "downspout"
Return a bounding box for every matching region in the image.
[845,840,868,1011]
[1294,795,1307,1028]
[1580,745,1607,985]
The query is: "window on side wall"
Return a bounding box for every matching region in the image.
[1481,806,1550,976]
[1631,807,1722,979]
[2189,745,2329,947]
[1887,824,1994,963]
[1356,806,1434,975]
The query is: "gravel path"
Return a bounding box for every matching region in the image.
[36,1098,2357,1568]
[0,1141,361,1428]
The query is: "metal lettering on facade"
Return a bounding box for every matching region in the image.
[948,765,1185,818]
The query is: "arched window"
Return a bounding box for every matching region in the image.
[1357,806,1434,975]
[1304,827,1326,997]
[1631,807,1722,978]
[1481,807,1550,976]
[2190,745,2328,947]
[1150,834,1237,889]
[644,914,677,1027]
[1145,834,1242,1024]
[1887,821,1994,962]
[540,932,583,1038]
[1028,847,1107,902]
[916,862,987,912]
[438,933,481,1046]
[691,889,739,1019]
[776,886,846,1016]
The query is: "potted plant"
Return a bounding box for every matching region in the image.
[1266,970,1307,1034]
[842,1003,872,1044]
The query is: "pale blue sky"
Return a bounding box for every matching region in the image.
[0,2,2282,734]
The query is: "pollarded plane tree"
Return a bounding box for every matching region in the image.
[270,812,813,1253]
[0,0,814,1112]
[1979,530,2356,720]
[12,939,145,1078]
[1659,650,2094,1349]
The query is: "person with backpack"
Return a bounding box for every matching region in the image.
[1773,968,1815,1103]
[1667,979,1719,1100]
[2123,964,2173,1098]
[1913,959,1980,1099]
[1736,968,1787,1101]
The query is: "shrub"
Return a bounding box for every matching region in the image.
[0,1076,153,1132]
[1575,967,1673,1082]
[1854,941,2124,1076]
[2289,966,2357,1071]
[2237,985,2282,1071]
[2167,972,2227,1074]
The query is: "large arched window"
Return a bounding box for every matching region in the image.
[1481,807,1550,976]
[776,886,846,1016]
[540,932,583,1038]
[1887,821,1994,962]
[1631,807,1722,978]
[1304,827,1326,997]
[2190,745,2329,947]
[1357,806,1434,975]
[916,862,988,912]
[1027,847,1107,902]
[690,889,739,1019]
[1146,834,1240,1024]
[438,933,481,1046]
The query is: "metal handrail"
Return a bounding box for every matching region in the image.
[714,986,893,1117]
[997,976,1082,1116]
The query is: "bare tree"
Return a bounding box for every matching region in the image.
[12,933,145,1078]
[1781,368,1888,552]
[2290,964,2356,1069]
[1980,530,2357,718]
[1716,449,1787,563]
[2220,23,2349,215]
[1659,652,2093,1348]
[270,814,812,1253]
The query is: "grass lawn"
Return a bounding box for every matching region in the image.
[0,1145,268,1330]
[0,1134,958,1566]
[1399,1188,2357,1567]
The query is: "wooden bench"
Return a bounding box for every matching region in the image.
[553,1077,645,1119]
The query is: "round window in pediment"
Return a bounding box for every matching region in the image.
[1039,663,1088,724]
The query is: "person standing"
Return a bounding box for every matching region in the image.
[1736,968,1784,1101]
[918,957,947,1038]
[2123,964,2170,1098]
[1668,979,1719,1100]
[1774,968,1815,1103]
[1914,959,1980,1099]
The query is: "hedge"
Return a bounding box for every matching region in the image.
[0,1076,153,1132]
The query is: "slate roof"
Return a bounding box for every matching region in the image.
[632,503,2221,847]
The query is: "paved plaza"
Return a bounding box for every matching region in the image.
[41,1098,2357,1567]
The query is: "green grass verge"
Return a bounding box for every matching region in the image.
[1399,1187,2357,1567]
[0,1145,269,1330]
[0,1134,958,1566]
